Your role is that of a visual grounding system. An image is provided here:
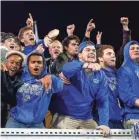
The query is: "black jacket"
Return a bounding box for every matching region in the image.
[1,71,23,127]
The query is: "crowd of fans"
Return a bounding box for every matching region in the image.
[1,13,139,137]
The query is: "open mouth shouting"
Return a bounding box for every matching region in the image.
[9,68,17,76]
[54,50,60,56]
[33,67,40,73]
[29,36,35,43]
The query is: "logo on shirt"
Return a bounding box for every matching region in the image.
[17,83,42,102]
[107,77,117,91]
[135,70,139,78]
[93,79,99,83]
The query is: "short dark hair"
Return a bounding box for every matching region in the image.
[97,45,114,58]
[1,32,6,41]
[27,52,44,64]
[1,32,16,43]
[62,35,80,49]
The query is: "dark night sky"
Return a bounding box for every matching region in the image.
[1,1,139,52]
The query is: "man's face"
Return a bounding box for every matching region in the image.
[49,41,63,60]
[28,55,43,76]
[3,38,16,51]
[65,40,79,56]
[129,44,139,60]
[99,48,116,67]
[21,30,35,46]
[6,55,22,76]
[79,46,96,63]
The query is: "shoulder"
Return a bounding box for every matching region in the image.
[117,65,132,76]
[57,53,68,61]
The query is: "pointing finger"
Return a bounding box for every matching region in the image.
[89,18,93,24]
[29,13,33,20]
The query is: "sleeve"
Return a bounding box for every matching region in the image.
[95,73,109,126]
[1,71,17,106]
[40,39,49,49]
[122,30,131,47]
[117,68,137,107]
[51,75,63,94]
[62,61,84,78]
[116,30,131,68]
[33,39,50,58]
[55,54,69,74]
[82,36,90,42]
[96,44,102,49]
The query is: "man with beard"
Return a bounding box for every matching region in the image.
[97,45,124,129]
[117,41,139,129]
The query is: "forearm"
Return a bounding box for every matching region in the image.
[82,36,90,42]
[122,29,131,47]
[51,75,63,93]
[62,61,84,78]
[85,31,91,39]
[96,44,102,49]
[97,96,109,126]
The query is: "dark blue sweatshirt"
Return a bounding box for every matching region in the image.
[102,68,122,121]
[51,60,109,126]
[117,41,139,121]
[10,52,63,124]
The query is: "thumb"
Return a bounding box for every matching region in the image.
[36,79,43,89]
[96,126,101,130]
[36,79,41,82]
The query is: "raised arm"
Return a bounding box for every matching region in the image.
[26,13,34,29]
[120,17,131,48]
[43,29,59,48]
[116,17,131,68]
[82,18,95,42]
[96,31,102,49]
[67,24,75,36]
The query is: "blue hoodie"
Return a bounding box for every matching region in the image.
[22,39,48,55]
[51,60,109,126]
[117,41,139,121]
[10,52,63,124]
[102,68,122,121]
